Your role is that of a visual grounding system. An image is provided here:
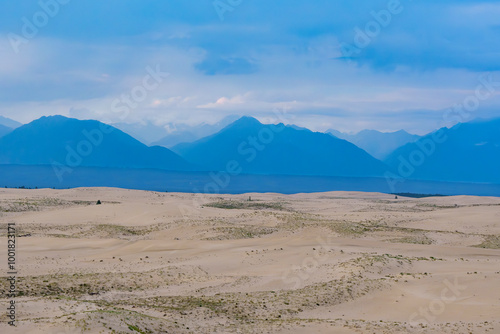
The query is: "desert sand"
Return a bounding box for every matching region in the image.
[0,187,499,333]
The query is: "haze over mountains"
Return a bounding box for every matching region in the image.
[111,121,174,146]
[328,129,420,160]
[112,115,240,147]
[0,115,499,186]
[152,115,241,148]
[0,116,22,129]
[0,116,23,139]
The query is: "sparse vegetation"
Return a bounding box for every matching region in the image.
[390,234,434,245]
[1,189,498,333]
[473,235,500,249]
[0,198,95,212]
[205,200,289,211]
[204,226,277,240]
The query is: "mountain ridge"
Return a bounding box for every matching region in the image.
[0,124,12,138]
[0,116,22,129]
[0,116,194,172]
[327,128,420,160]
[172,116,390,178]
[385,118,500,183]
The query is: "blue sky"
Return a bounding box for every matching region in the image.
[0,0,499,134]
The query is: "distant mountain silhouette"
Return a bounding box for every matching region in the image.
[153,130,198,149]
[328,129,420,160]
[111,121,171,145]
[172,116,389,177]
[385,118,500,183]
[152,115,241,148]
[0,116,22,129]
[2,115,498,185]
[0,116,193,172]
[0,124,12,138]
[327,129,346,139]
[112,116,241,146]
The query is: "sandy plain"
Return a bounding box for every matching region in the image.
[0,187,499,333]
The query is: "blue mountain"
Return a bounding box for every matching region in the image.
[172,116,389,177]
[0,116,22,129]
[0,124,12,138]
[0,116,193,171]
[328,129,420,160]
[385,118,500,183]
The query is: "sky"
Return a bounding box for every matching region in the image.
[0,0,500,134]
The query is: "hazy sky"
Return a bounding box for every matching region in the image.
[1,0,499,134]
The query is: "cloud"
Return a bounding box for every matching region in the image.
[0,0,499,133]
[198,94,248,109]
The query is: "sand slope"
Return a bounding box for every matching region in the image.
[0,188,499,333]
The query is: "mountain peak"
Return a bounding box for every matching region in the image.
[172,116,388,178]
[0,115,192,171]
[220,116,263,131]
[34,115,70,123]
[385,117,500,183]
[233,116,262,126]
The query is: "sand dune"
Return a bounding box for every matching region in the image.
[1,188,499,333]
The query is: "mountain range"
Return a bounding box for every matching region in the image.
[172,116,389,177]
[328,129,420,160]
[385,118,500,183]
[0,116,192,171]
[0,114,499,184]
